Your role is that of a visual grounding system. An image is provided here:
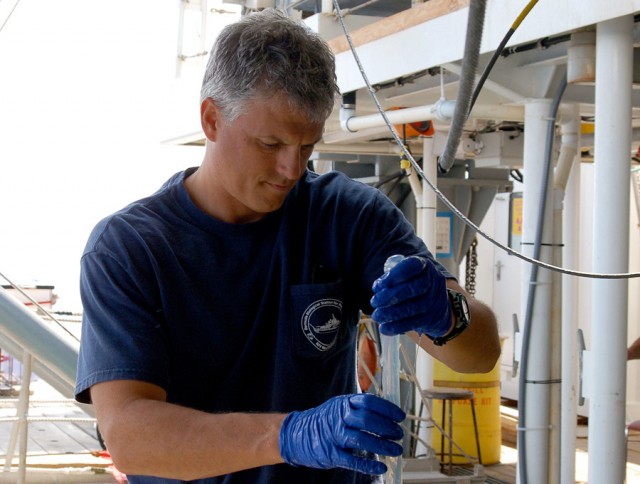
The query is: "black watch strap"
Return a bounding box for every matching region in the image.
[430,289,471,346]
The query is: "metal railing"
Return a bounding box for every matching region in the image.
[0,277,97,483]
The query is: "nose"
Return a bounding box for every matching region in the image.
[276,146,305,181]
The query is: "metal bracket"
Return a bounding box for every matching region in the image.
[578,328,586,406]
[512,313,520,378]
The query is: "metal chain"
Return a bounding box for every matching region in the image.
[465,236,478,296]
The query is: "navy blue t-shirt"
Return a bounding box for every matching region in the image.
[75,168,449,483]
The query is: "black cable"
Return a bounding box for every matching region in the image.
[510,169,524,183]
[374,171,405,189]
[468,28,516,115]
[383,174,405,198]
[394,184,412,209]
[468,0,539,115]
[502,34,572,58]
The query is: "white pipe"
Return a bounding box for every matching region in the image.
[548,187,563,484]
[3,410,19,472]
[406,167,423,239]
[421,135,437,311]
[340,101,525,133]
[321,0,333,14]
[518,99,554,484]
[589,15,633,484]
[313,142,416,156]
[553,141,578,191]
[339,105,356,132]
[414,136,436,457]
[175,0,186,77]
[199,0,208,54]
[558,104,581,484]
[567,30,596,84]
[554,104,580,190]
[5,351,35,482]
[406,168,423,202]
[17,351,32,484]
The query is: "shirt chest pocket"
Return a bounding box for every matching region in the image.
[290,281,352,359]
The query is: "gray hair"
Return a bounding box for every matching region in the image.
[200,9,339,123]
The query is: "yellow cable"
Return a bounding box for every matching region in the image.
[511,0,538,31]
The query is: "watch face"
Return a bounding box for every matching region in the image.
[460,295,470,322]
[448,290,470,326]
[432,290,471,346]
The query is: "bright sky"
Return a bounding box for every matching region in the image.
[0,1,237,312]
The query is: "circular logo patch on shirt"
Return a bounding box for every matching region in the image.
[301,298,343,352]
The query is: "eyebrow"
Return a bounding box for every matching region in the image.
[260,135,323,146]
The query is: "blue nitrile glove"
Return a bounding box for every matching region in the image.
[279,394,405,475]
[370,255,452,338]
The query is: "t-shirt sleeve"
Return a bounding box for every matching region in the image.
[75,245,170,404]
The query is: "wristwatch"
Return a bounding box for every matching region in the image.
[430,289,471,346]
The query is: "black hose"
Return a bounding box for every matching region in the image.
[468,28,515,115]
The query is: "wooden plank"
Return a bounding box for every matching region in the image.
[0,397,98,458]
[500,410,518,448]
[31,410,98,454]
[328,0,470,54]
[28,421,77,454]
[49,420,100,451]
[484,462,517,483]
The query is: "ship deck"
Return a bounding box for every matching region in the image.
[0,381,637,483]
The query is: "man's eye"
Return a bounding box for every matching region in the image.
[261,141,278,149]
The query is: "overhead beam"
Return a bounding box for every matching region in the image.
[327,0,469,54]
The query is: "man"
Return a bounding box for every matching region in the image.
[75,9,500,483]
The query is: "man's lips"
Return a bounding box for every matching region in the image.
[266,181,293,192]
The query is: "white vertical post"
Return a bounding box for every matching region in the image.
[414,136,437,456]
[548,186,562,484]
[4,352,33,479]
[16,351,33,484]
[558,105,581,484]
[4,414,19,472]
[175,0,186,77]
[589,14,633,484]
[420,138,437,384]
[199,0,208,54]
[518,98,553,484]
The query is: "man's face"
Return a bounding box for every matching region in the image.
[204,94,325,224]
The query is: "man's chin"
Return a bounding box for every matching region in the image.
[244,198,286,221]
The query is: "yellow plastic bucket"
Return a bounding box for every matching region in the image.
[430,357,502,465]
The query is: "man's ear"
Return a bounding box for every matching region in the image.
[201,98,221,142]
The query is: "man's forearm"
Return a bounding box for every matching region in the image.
[97,395,285,480]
